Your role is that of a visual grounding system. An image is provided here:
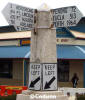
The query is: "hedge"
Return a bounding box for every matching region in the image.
[0,95,16,100]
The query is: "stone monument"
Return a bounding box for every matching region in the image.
[16,4,68,100]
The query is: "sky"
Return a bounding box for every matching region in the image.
[0,0,85,26]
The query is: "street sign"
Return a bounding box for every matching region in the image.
[29,63,41,90]
[52,6,83,27]
[2,3,34,31]
[43,63,57,90]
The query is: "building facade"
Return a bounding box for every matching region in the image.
[57,26,85,88]
[0,18,85,88]
[0,26,30,86]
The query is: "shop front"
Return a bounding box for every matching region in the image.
[0,45,30,86]
[57,25,85,88]
[1,24,85,88]
[57,46,84,88]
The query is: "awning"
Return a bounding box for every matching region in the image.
[0,46,30,58]
[0,45,85,59]
[57,45,85,59]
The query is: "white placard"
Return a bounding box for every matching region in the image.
[43,63,57,90]
[53,6,83,27]
[29,63,41,90]
[2,3,34,31]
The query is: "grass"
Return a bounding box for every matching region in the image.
[0,95,16,100]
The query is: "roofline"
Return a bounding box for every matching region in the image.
[0,58,84,61]
[0,37,30,41]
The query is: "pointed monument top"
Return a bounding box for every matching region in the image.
[37,3,51,11]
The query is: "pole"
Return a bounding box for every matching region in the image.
[16,6,68,100]
[31,10,57,63]
[29,10,57,90]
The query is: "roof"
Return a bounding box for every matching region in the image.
[77,17,85,25]
[70,30,85,39]
[0,25,16,33]
[0,31,31,40]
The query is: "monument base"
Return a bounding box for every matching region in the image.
[16,90,69,100]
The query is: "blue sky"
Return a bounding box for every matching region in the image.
[0,0,85,26]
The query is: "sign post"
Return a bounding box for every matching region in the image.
[2,3,83,100]
[2,3,34,31]
[52,6,83,27]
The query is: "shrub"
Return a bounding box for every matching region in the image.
[0,95,16,100]
[77,94,85,100]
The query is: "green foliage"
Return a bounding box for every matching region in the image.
[77,94,85,100]
[0,95,16,100]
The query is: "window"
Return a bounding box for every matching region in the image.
[58,60,69,82]
[0,60,13,78]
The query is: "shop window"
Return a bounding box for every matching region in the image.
[58,60,69,82]
[0,60,13,78]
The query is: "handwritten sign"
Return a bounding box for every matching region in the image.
[2,3,34,31]
[52,6,83,27]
